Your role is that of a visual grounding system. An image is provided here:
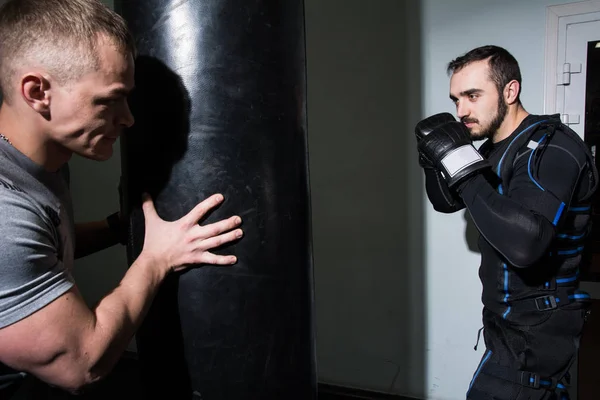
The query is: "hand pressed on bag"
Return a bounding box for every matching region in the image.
[140,193,243,273]
[0,0,245,394]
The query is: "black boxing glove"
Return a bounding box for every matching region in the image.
[416,115,490,188]
[415,112,457,169]
[415,112,457,140]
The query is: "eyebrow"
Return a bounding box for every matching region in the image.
[94,86,134,104]
[449,88,484,101]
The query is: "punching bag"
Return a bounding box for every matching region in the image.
[115,1,317,399]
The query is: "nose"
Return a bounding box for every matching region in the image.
[119,101,135,128]
[456,100,470,120]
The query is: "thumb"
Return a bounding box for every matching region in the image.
[141,193,159,222]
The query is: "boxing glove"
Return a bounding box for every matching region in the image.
[415,112,457,140]
[415,113,457,169]
[417,117,490,188]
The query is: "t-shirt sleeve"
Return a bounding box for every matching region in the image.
[0,191,74,328]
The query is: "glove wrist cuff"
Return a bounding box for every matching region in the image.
[439,144,484,179]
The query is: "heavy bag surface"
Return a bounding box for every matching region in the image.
[116,0,317,398]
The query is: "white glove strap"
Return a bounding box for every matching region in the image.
[440,145,483,178]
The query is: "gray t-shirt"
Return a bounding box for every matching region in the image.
[0,139,75,329]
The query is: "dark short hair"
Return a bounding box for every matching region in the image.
[0,0,136,104]
[447,45,522,102]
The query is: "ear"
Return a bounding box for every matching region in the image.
[504,79,521,105]
[20,73,51,116]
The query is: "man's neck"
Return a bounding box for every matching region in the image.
[492,104,529,143]
[0,106,71,172]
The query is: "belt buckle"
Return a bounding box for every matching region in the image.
[521,371,540,389]
[534,295,558,311]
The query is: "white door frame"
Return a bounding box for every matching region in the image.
[543,0,600,114]
[545,1,600,300]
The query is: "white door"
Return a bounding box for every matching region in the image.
[554,13,600,138]
[560,15,600,295]
[551,10,600,300]
[545,7,600,400]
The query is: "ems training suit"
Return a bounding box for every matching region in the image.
[424,114,598,400]
[0,138,76,398]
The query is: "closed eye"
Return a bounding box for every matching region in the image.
[95,86,133,106]
[95,93,130,107]
[95,97,118,105]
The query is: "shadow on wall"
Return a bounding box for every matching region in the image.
[70,0,429,397]
[304,0,427,397]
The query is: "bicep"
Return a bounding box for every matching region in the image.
[0,286,96,390]
[0,194,95,389]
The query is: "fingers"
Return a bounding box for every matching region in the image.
[197,228,244,251]
[182,194,225,226]
[197,251,238,265]
[194,215,242,239]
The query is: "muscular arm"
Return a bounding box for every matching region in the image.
[0,197,158,392]
[423,167,465,213]
[0,193,241,393]
[456,138,586,267]
[0,255,166,393]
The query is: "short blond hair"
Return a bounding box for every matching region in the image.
[0,0,135,104]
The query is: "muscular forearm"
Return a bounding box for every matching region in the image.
[82,254,167,384]
[458,173,555,267]
[0,254,168,394]
[0,193,239,394]
[75,219,120,259]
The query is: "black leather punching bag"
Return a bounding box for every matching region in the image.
[115,1,317,399]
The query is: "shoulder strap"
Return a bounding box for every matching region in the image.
[496,119,549,194]
[496,116,598,199]
[551,121,599,202]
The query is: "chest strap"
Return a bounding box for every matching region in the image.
[507,289,590,313]
[481,362,570,392]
